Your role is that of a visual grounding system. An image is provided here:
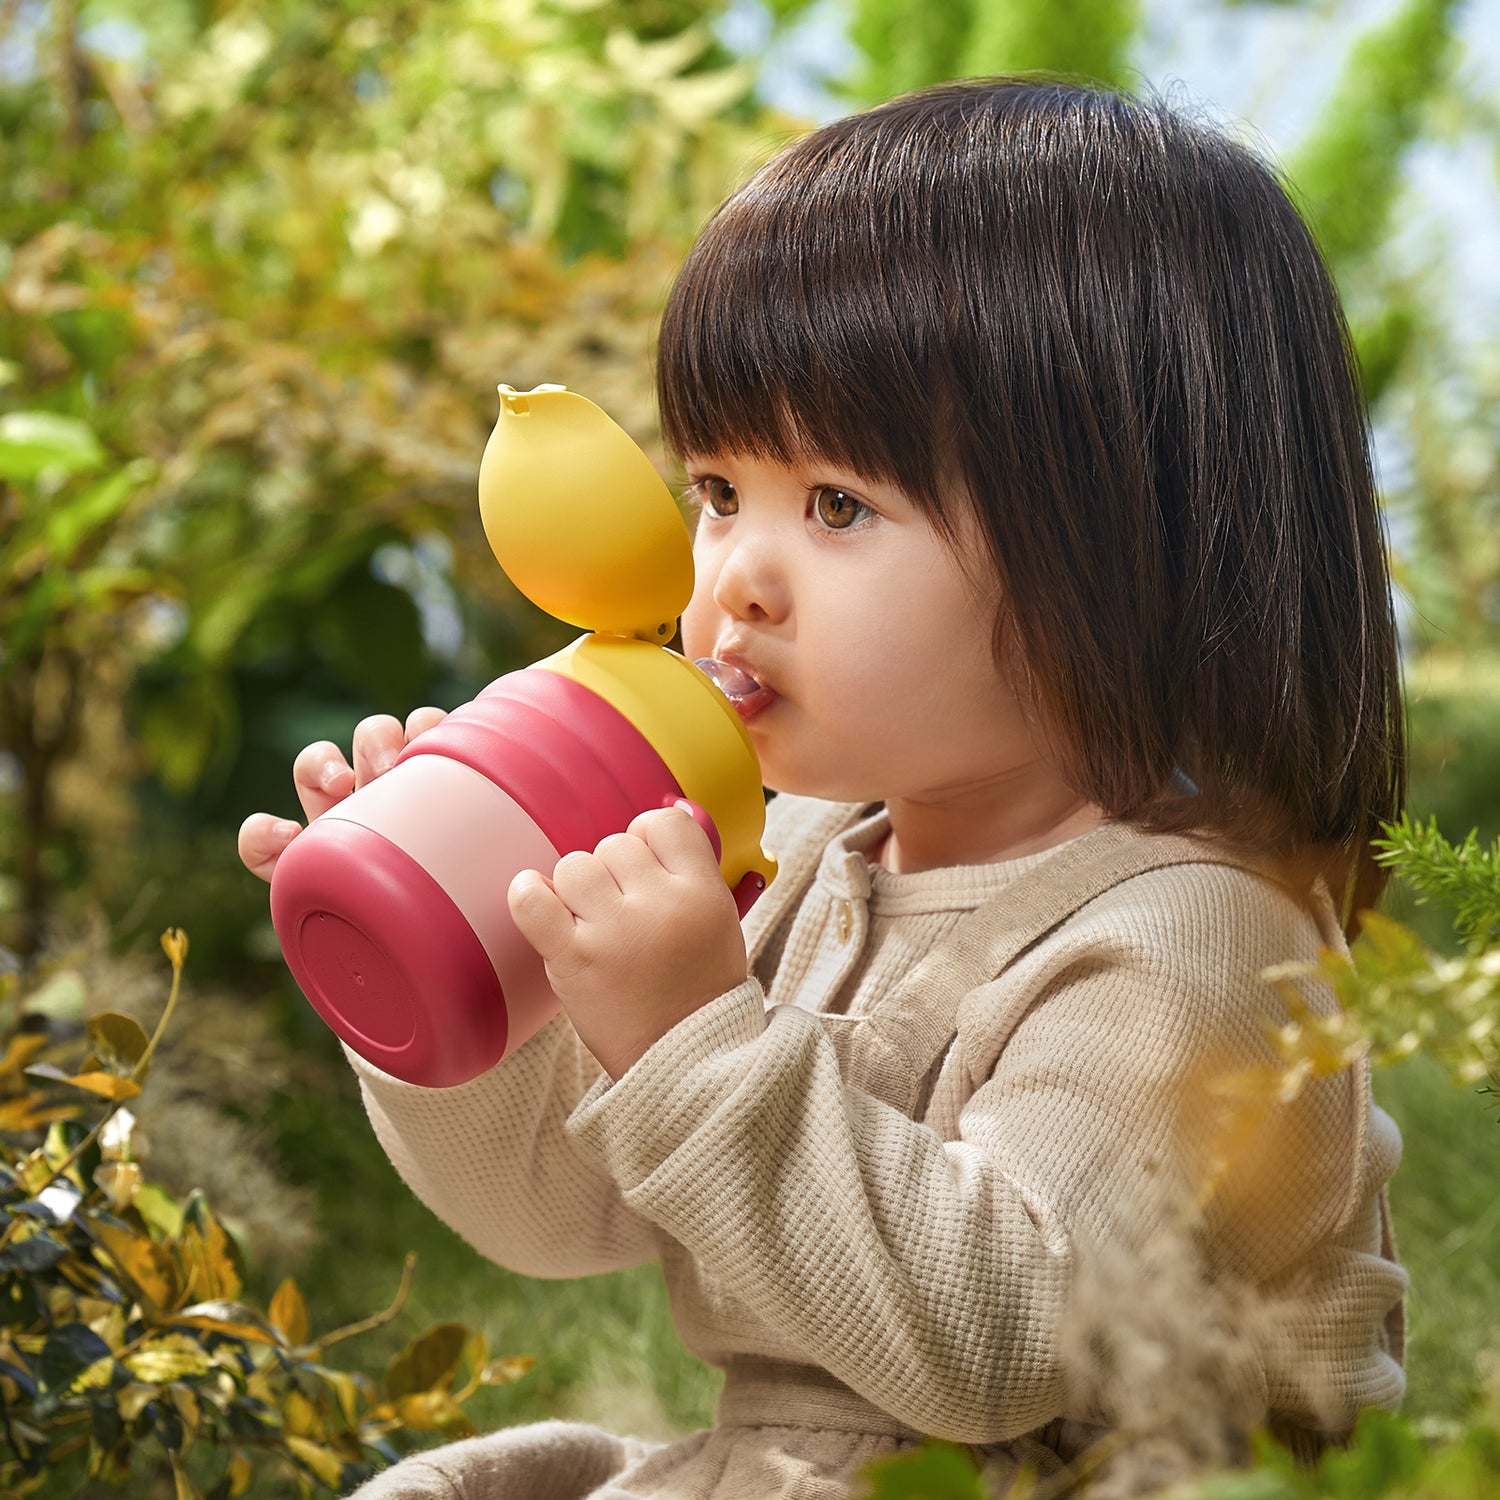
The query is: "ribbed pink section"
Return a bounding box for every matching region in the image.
[399,668,682,854]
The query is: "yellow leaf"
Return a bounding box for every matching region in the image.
[94,1160,143,1213]
[169,1381,202,1440]
[135,1183,185,1240]
[0,1095,80,1131]
[95,1220,182,1313]
[70,1354,117,1394]
[393,1389,476,1436]
[171,1451,204,1500]
[313,1365,362,1429]
[87,1011,151,1073]
[385,1322,467,1399]
[180,1215,243,1303]
[286,1435,347,1488]
[125,1335,212,1384]
[269,1277,309,1346]
[169,1300,280,1345]
[0,1031,49,1080]
[480,1355,536,1385]
[45,1068,142,1101]
[118,1381,160,1421]
[283,1387,323,1439]
[228,1452,253,1498]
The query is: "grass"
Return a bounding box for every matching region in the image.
[255,645,1500,1459]
[258,1021,720,1445]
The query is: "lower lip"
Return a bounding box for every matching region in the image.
[728,686,777,723]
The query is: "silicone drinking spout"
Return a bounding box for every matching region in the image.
[695,659,762,702]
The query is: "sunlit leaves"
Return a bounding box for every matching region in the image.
[270,1277,311,1348]
[0,411,105,482]
[0,932,529,1492]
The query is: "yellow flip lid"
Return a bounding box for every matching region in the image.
[478,385,693,641]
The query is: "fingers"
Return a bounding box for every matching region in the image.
[292,740,356,823]
[629,804,720,876]
[249,706,448,885]
[238,812,303,884]
[405,705,447,740]
[507,869,575,957]
[352,714,406,787]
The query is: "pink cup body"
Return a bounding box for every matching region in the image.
[271,666,694,1087]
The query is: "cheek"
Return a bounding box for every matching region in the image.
[679,577,718,658]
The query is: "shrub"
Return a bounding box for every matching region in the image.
[0,931,531,1497]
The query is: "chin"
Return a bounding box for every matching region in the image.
[760,762,883,807]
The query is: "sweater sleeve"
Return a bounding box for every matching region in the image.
[349,1012,661,1278]
[563,865,1404,1443]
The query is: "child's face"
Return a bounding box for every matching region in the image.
[680,452,1054,807]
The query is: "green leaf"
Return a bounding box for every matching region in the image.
[0,412,106,482]
[858,1441,985,1500]
[1316,1407,1428,1497]
[384,1322,469,1400]
[1287,0,1461,270]
[39,1323,113,1394]
[87,1011,153,1075]
[44,458,154,563]
[135,1183,186,1241]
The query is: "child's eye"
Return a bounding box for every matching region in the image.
[811,486,874,531]
[691,476,738,518]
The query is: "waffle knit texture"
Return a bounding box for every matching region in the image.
[347,795,1406,1498]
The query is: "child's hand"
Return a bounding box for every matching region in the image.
[237,707,447,883]
[508,806,749,1079]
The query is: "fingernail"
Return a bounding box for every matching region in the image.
[274,819,301,841]
[371,752,396,777]
[320,762,349,791]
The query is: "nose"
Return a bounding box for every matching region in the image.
[699,522,790,625]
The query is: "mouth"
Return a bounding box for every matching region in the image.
[694,655,778,723]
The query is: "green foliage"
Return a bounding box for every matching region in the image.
[0,931,530,1496]
[856,1440,985,1498]
[958,0,1140,89]
[847,0,1140,99]
[1374,814,1500,952]
[1287,0,1461,272]
[0,0,787,969]
[848,0,975,101]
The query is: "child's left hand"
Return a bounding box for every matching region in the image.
[507,805,750,1079]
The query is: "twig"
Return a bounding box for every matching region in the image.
[314,1254,418,1352]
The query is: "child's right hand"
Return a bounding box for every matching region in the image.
[237,707,447,883]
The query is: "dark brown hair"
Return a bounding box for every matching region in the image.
[656,79,1405,930]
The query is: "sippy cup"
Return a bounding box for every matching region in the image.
[268,384,777,1088]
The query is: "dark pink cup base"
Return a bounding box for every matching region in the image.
[271,817,508,1087]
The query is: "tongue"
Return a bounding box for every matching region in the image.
[695,658,762,702]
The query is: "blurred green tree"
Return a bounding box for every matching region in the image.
[0,0,785,967]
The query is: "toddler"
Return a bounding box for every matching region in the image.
[240,77,1407,1498]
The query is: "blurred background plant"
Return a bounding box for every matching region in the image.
[0,931,534,1497]
[2,0,1499,1489]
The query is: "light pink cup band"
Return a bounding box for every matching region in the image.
[320,756,561,1051]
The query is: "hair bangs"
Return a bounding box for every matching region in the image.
[656,141,962,519]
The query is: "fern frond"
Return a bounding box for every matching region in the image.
[1374,813,1500,949]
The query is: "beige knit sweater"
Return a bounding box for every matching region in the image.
[348,795,1406,1499]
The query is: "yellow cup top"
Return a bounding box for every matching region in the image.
[478,385,693,640]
